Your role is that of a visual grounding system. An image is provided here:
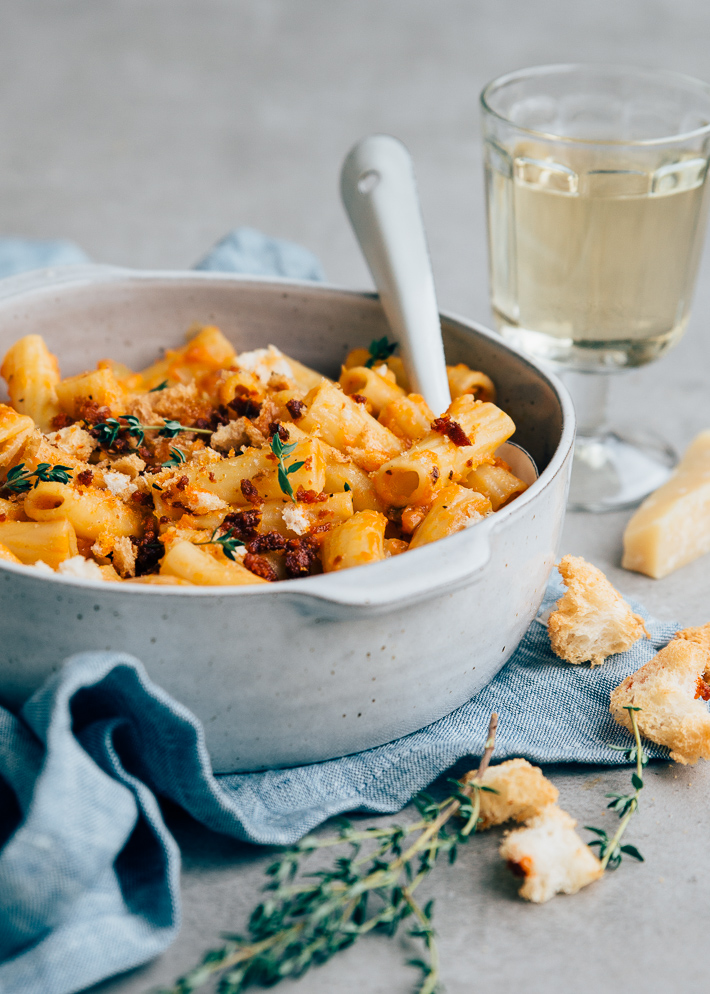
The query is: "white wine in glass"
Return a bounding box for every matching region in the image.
[481,65,710,510]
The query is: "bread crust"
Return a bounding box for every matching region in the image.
[460,758,558,830]
[548,555,648,666]
[499,804,603,903]
[610,624,710,764]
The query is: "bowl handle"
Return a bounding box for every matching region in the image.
[289,525,493,613]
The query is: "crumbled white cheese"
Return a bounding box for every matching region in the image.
[282,503,310,536]
[58,556,104,580]
[181,489,227,515]
[236,345,294,385]
[104,471,138,499]
[30,560,55,574]
[375,363,389,377]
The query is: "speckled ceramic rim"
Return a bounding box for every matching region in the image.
[480,62,710,147]
[0,266,576,602]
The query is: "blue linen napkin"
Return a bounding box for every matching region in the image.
[0,232,680,994]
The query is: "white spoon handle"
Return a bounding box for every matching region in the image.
[340,134,452,415]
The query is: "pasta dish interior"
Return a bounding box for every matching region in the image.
[0,327,528,585]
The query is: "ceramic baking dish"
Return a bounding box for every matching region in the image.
[0,266,575,771]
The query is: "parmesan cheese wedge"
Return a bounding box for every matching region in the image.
[623,429,710,578]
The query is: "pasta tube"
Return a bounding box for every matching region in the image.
[343,349,409,390]
[0,541,21,563]
[465,462,528,510]
[194,434,326,505]
[24,482,144,540]
[56,367,124,418]
[0,404,35,473]
[0,335,61,431]
[160,540,268,586]
[373,395,515,507]
[299,380,405,472]
[0,519,78,567]
[339,365,405,416]
[408,485,491,550]
[447,364,496,403]
[321,510,387,572]
[378,394,434,443]
[138,325,236,389]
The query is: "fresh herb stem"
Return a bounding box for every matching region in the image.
[586,706,646,870]
[157,713,499,994]
[91,416,212,448]
[2,462,73,494]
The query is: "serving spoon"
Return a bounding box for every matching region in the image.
[340,133,537,482]
[340,134,452,414]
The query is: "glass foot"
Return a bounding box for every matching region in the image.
[568,431,677,512]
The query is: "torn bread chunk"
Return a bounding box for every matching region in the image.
[548,555,648,666]
[610,624,710,764]
[460,759,559,830]
[500,805,603,903]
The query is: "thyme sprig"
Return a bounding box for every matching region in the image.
[91,416,212,449]
[271,431,305,503]
[2,462,73,494]
[586,706,646,870]
[195,526,245,562]
[364,335,398,369]
[157,714,499,994]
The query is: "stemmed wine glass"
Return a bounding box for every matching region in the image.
[480,64,710,511]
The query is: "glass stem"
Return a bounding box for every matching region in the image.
[560,370,611,440]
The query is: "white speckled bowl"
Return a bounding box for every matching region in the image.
[0,266,574,771]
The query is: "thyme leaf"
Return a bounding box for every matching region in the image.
[195,526,245,562]
[364,336,398,369]
[271,430,304,503]
[158,714,499,994]
[149,380,169,392]
[162,447,187,469]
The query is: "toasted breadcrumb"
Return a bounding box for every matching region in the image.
[610,624,710,764]
[125,395,156,426]
[548,555,648,666]
[149,382,206,423]
[460,759,559,830]
[500,804,603,903]
[110,536,137,578]
[108,453,146,478]
[47,424,96,462]
[210,418,266,453]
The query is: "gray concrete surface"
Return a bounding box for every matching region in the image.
[2,1,710,992]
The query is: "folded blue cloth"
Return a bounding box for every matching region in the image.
[0,234,679,994]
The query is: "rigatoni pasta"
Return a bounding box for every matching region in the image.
[0,327,529,583]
